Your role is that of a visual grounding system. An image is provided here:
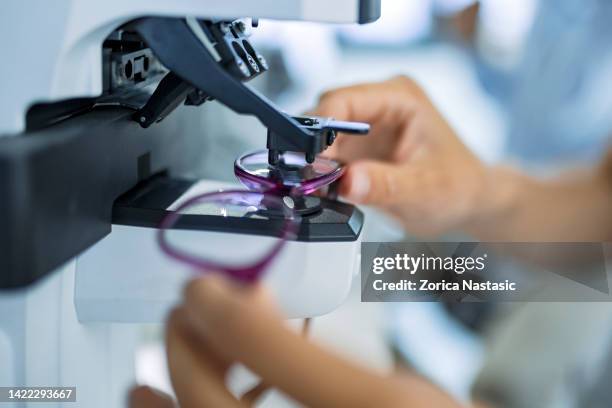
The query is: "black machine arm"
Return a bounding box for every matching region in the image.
[132,17,369,164]
[267,116,369,164]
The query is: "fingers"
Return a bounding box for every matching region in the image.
[182,275,280,347]
[313,77,423,163]
[165,307,243,408]
[339,160,417,207]
[179,276,391,408]
[128,386,175,408]
[314,76,420,123]
[181,276,287,371]
[170,276,463,408]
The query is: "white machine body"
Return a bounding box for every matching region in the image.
[0,1,373,406]
[76,180,361,321]
[0,0,366,136]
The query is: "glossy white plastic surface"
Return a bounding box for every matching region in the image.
[76,180,361,321]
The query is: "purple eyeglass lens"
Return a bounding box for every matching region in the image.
[157,190,299,282]
[234,150,344,195]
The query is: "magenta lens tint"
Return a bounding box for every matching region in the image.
[234,150,344,195]
[158,151,340,283]
[157,190,299,283]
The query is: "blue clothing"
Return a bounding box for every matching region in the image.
[505,0,612,163]
[472,3,612,407]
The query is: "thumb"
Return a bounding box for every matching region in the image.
[182,275,279,338]
[180,277,389,408]
[340,160,409,206]
[182,275,290,363]
[128,386,175,408]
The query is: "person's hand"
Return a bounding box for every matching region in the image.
[314,76,496,236]
[129,275,461,408]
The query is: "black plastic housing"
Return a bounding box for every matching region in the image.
[0,106,205,289]
[113,176,364,243]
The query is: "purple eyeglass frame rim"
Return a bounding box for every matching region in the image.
[234,150,346,196]
[157,189,299,283]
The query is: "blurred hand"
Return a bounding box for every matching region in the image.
[314,76,492,236]
[130,275,461,408]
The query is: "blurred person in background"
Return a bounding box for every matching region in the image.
[456,0,612,165]
[130,73,612,407]
[436,1,612,407]
[132,0,612,407]
[340,0,612,405]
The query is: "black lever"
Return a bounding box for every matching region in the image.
[133,72,194,128]
[267,116,369,164]
[133,18,311,141]
[132,18,369,163]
